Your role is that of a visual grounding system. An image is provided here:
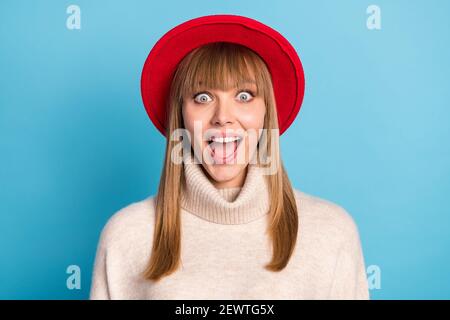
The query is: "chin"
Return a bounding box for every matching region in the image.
[203,162,243,180]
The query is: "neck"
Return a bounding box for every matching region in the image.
[180,153,270,225]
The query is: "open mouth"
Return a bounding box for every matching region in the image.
[205,135,244,164]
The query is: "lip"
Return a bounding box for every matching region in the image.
[204,136,244,164]
[205,130,245,142]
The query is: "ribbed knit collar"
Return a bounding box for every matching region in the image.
[180,154,270,225]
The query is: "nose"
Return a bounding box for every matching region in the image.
[210,96,234,127]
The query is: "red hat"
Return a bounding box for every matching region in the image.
[140,14,305,137]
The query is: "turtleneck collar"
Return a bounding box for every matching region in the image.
[180,153,270,225]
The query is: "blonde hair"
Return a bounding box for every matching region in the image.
[143,42,299,281]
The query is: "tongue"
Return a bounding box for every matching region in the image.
[210,141,237,159]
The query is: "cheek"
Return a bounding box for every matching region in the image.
[182,104,201,130]
[182,104,208,145]
[236,103,266,130]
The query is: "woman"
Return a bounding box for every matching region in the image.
[90,14,369,300]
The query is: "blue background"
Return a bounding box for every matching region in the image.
[1,0,449,299]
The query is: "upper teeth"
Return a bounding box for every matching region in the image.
[210,136,241,143]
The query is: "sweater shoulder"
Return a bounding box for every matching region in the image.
[97,195,157,248]
[292,189,361,243]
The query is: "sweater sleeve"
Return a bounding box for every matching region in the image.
[328,218,370,300]
[89,224,111,300]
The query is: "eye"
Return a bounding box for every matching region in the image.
[236,90,254,102]
[193,92,212,104]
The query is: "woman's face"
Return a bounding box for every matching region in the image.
[182,82,266,188]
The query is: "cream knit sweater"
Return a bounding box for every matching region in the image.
[90,160,370,300]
